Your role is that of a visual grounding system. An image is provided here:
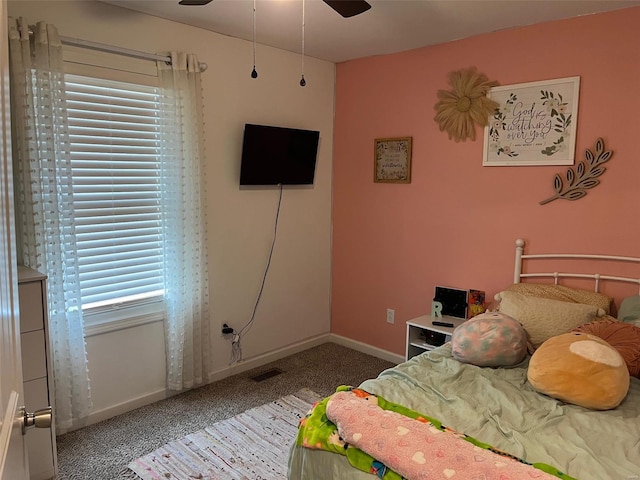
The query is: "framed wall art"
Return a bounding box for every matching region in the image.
[483,76,580,166]
[374,137,412,183]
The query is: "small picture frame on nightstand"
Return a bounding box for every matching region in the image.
[434,286,468,319]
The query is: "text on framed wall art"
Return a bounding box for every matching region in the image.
[483,76,580,166]
[374,137,412,183]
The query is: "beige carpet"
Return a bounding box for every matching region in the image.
[127,388,320,480]
[55,343,396,480]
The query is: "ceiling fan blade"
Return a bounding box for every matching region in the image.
[178,0,213,5]
[323,0,371,18]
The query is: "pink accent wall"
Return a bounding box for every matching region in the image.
[331,7,640,355]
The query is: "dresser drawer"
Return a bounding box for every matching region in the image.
[23,377,55,480]
[21,329,47,382]
[19,280,45,333]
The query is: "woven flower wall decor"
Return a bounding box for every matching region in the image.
[434,67,499,142]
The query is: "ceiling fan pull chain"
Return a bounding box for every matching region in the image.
[251,0,258,78]
[300,0,306,86]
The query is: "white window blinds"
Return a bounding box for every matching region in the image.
[65,74,164,310]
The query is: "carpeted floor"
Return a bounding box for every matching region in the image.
[55,342,396,480]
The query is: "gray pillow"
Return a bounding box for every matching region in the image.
[618,295,640,327]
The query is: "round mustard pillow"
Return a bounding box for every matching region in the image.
[528,332,630,410]
[452,311,527,367]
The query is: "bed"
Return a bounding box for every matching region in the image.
[287,239,640,480]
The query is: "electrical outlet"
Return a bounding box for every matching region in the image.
[386,308,395,324]
[221,323,234,336]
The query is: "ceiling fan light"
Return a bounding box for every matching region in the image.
[323,0,371,18]
[178,0,213,6]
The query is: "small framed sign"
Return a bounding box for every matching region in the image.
[374,137,412,183]
[483,76,580,166]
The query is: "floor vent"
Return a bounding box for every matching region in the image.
[250,368,284,382]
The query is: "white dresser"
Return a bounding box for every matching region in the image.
[18,266,57,480]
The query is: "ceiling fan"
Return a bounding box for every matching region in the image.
[178,0,372,18]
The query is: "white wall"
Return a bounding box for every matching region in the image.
[8,1,334,426]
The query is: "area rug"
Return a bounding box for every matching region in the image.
[126,388,320,480]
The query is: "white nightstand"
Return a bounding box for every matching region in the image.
[405,314,466,360]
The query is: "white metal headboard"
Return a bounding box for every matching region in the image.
[513,238,640,294]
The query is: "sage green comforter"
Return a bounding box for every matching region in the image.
[288,344,640,480]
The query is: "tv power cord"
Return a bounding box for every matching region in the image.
[227,184,283,365]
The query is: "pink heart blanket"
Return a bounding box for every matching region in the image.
[325,390,560,480]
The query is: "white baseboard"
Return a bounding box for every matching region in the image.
[76,333,331,430]
[328,333,404,364]
[74,333,401,430]
[77,388,169,431]
[207,333,332,381]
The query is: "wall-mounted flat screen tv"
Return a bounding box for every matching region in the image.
[239,123,320,185]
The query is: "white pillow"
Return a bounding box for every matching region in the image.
[496,290,605,348]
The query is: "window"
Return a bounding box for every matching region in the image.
[65,74,164,316]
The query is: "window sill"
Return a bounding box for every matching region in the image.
[84,301,165,337]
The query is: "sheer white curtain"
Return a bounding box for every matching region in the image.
[8,18,92,430]
[157,52,213,391]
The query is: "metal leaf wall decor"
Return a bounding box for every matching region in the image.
[539,137,612,205]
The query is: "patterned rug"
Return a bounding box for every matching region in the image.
[126,388,320,480]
